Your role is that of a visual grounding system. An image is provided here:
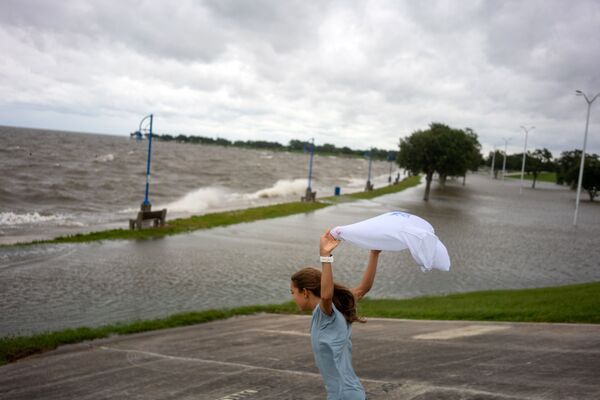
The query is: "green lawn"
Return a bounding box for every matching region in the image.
[505,171,557,183]
[2,281,598,366]
[358,281,600,323]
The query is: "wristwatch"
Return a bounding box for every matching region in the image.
[320,255,334,263]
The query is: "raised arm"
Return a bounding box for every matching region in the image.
[352,250,381,301]
[319,230,340,316]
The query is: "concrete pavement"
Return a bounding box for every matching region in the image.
[1,314,599,399]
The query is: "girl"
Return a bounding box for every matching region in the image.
[290,230,381,400]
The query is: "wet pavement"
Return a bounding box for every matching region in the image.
[1,314,599,399]
[1,174,600,336]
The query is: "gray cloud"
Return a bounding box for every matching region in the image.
[0,0,599,155]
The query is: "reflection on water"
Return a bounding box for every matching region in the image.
[0,174,599,336]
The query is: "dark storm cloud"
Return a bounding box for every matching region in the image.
[0,0,599,153]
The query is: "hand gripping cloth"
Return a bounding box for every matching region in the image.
[330,211,451,272]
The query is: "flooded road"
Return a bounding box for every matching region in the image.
[1,174,599,336]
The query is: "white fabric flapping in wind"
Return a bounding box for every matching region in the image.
[330,211,451,272]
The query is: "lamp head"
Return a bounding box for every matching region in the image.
[575,90,583,96]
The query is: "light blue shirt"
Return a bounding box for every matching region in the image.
[311,303,365,400]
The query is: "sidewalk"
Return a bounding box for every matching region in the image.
[2,314,599,399]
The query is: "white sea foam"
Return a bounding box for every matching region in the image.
[157,179,308,214]
[342,177,367,189]
[0,212,64,226]
[59,220,86,227]
[95,154,114,162]
[151,174,398,216]
[162,187,232,213]
[244,179,307,200]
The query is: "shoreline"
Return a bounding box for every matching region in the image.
[3,175,422,247]
[1,281,598,366]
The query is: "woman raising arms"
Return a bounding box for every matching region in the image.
[290,230,381,400]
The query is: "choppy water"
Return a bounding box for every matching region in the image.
[0,126,398,244]
[1,173,599,336]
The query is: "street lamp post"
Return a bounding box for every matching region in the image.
[573,90,599,226]
[490,146,496,179]
[306,138,315,192]
[501,137,510,180]
[135,114,154,210]
[129,113,168,230]
[365,149,373,191]
[387,152,394,184]
[302,138,316,202]
[519,126,535,194]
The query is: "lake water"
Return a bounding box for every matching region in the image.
[0,125,397,244]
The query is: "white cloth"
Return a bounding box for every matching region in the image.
[330,211,451,272]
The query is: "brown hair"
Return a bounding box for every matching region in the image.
[291,267,365,324]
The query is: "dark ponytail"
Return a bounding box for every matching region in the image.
[291,267,366,324]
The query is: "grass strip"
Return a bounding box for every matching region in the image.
[0,302,297,366]
[11,176,421,246]
[505,171,557,183]
[358,281,600,323]
[1,281,598,366]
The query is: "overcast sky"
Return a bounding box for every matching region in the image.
[1,0,599,155]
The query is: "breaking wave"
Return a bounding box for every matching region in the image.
[0,212,64,226]
[94,154,114,162]
[244,179,307,200]
[160,179,309,214]
[162,187,232,213]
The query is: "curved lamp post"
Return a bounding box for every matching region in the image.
[387,151,394,184]
[306,138,315,192]
[501,137,511,180]
[301,138,316,202]
[134,114,154,209]
[490,145,497,179]
[573,90,599,226]
[519,125,535,194]
[365,149,373,191]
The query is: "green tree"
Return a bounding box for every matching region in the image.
[398,128,437,200]
[556,150,581,186]
[397,123,481,201]
[526,148,554,188]
[486,150,503,178]
[340,146,353,155]
[215,137,232,146]
[584,156,600,201]
[319,143,337,153]
[462,128,482,184]
[288,140,305,151]
[565,153,600,201]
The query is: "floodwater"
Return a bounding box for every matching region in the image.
[1,174,599,336]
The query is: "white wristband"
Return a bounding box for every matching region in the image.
[320,255,334,263]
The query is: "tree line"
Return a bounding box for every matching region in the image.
[485,148,600,201]
[151,125,599,203]
[151,133,396,161]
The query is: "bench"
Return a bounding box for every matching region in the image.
[129,208,167,230]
